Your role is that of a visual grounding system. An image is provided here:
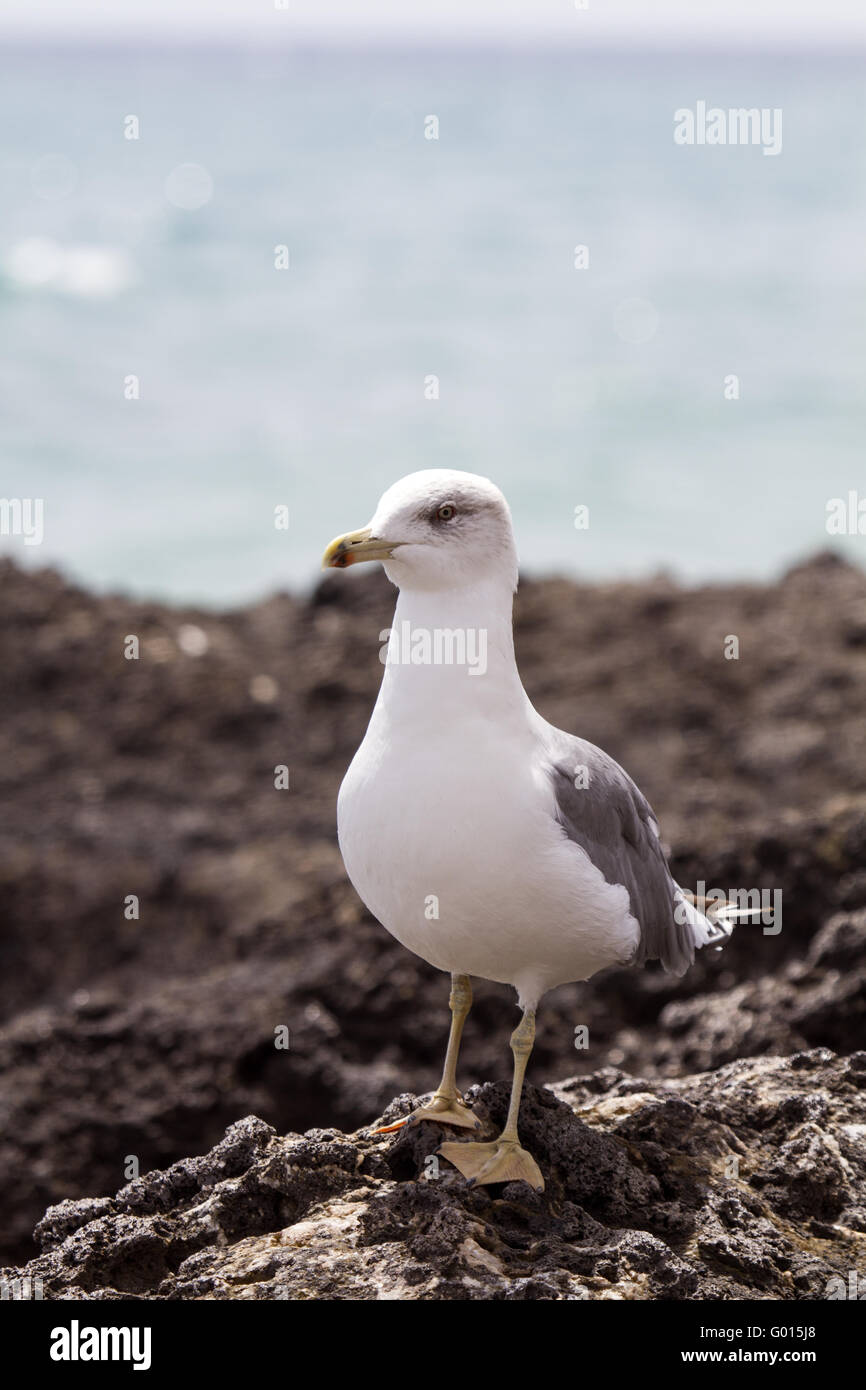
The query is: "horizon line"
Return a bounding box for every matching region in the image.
[1,32,865,54]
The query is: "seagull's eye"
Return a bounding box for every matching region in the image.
[435,504,456,521]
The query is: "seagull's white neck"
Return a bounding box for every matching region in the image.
[375,577,529,725]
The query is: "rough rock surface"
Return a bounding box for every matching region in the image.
[3,1051,864,1300]
[2,553,865,1264]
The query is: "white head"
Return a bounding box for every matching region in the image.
[322,469,518,594]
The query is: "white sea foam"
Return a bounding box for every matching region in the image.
[4,238,134,297]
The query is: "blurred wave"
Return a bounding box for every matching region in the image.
[3,237,135,296]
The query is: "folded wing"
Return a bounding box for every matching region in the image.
[541,727,700,977]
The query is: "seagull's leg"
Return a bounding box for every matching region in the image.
[375,974,480,1132]
[437,1004,544,1191]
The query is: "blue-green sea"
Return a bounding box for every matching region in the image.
[1,43,864,603]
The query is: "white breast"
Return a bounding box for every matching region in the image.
[337,700,639,1005]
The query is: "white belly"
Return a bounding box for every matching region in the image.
[337,711,639,1004]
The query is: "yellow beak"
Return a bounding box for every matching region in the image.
[321,526,399,570]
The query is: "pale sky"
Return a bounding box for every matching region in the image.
[3,0,865,45]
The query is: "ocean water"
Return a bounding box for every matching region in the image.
[0,43,864,604]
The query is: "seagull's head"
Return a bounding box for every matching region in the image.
[322,469,518,594]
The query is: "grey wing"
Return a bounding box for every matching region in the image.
[540,727,696,976]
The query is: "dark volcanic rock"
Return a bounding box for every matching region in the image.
[645,909,866,1073]
[1,554,866,1265]
[3,1053,864,1300]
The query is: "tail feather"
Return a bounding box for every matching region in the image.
[675,888,763,953]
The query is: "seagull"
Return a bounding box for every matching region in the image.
[322,470,736,1192]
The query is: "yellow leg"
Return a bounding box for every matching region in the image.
[438,1005,544,1190]
[376,974,480,1132]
